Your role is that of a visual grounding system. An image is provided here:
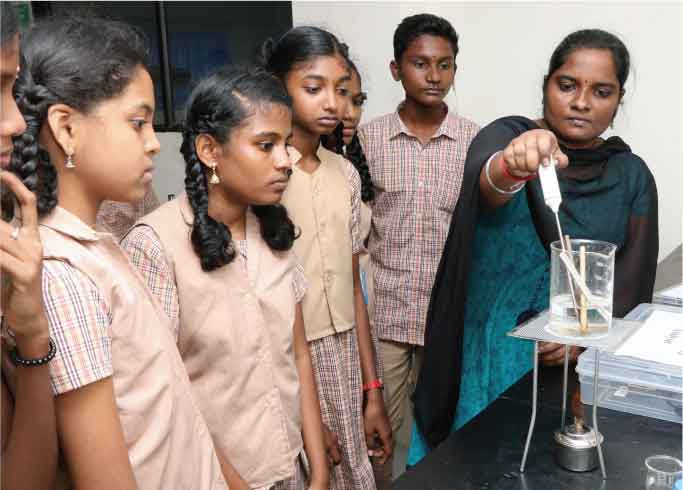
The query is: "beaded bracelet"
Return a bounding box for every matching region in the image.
[485,152,525,195]
[9,338,57,367]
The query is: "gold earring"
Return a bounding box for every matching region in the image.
[65,154,75,169]
[209,162,220,184]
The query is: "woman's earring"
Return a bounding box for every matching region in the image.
[209,161,220,185]
[65,154,75,169]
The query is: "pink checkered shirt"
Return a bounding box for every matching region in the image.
[121,223,308,339]
[0,210,115,395]
[97,188,161,241]
[358,107,479,345]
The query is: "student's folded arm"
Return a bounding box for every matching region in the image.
[292,304,329,490]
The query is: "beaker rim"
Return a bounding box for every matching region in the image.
[645,455,683,475]
[550,239,617,256]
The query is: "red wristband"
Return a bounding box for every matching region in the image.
[499,154,537,182]
[362,379,384,392]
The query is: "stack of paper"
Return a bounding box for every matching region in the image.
[654,283,683,307]
[615,310,683,367]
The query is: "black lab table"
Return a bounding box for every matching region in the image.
[392,367,682,490]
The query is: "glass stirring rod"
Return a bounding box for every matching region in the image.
[538,156,580,316]
[537,158,611,323]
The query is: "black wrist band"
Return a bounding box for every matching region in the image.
[9,338,57,367]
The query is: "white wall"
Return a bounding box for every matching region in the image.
[292,1,683,261]
[152,132,184,202]
[151,2,682,260]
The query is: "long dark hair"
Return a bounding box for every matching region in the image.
[10,15,150,216]
[260,25,347,81]
[323,57,375,202]
[180,65,296,272]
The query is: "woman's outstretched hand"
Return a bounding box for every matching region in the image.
[501,129,570,179]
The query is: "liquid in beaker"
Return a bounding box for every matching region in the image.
[547,239,616,340]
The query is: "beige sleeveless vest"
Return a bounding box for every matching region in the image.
[38,207,226,490]
[135,195,303,488]
[281,145,355,341]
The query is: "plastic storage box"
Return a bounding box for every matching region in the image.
[576,303,683,424]
[654,283,683,307]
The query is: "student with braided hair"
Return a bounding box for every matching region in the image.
[322,60,373,202]
[267,26,393,490]
[321,59,393,490]
[122,66,330,490]
[0,3,58,489]
[322,58,375,306]
[9,15,228,490]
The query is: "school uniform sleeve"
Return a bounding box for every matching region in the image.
[42,260,113,395]
[342,159,363,255]
[120,225,180,340]
[291,253,309,304]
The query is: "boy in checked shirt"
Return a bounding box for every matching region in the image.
[358,13,479,475]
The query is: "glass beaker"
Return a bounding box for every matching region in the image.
[645,455,683,490]
[548,239,616,339]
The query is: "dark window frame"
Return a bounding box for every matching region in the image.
[30,1,292,132]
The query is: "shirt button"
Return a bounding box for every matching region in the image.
[418,180,424,188]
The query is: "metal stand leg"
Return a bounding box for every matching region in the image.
[593,348,607,479]
[561,344,569,427]
[520,341,539,473]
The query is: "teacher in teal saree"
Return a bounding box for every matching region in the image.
[409,28,659,463]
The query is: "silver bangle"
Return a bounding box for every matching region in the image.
[484,152,525,195]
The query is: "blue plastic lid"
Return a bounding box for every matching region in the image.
[674,479,682,490]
